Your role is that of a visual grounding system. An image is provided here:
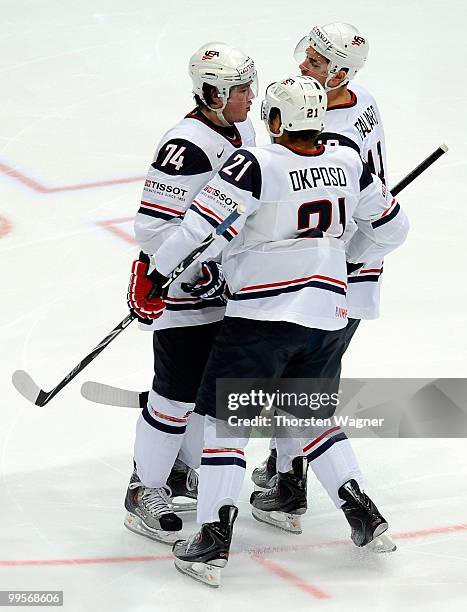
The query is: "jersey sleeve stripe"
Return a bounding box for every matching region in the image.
[372,203,400,228]
[138,201,185,221]
[348,266,383,284]
[348,274,381,284]
[358,267,383,274]
[137,207,175,221]
[190,200,238,241]
[381,197,397,217]
[140,200,184,216]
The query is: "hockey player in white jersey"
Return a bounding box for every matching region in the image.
[296,22,387,321]
[124,42,257,544]
[252,23,394,538]
[143,75,408,586]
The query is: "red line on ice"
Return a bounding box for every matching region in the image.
[0,161,144,194]
[95,217,136,244]
[1,522,466,568]
[251,555,330,599]
[0,215,12,238]
[0,554,172,567]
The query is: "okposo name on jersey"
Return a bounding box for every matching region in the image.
[290,166,347,191]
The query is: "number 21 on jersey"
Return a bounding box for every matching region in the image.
[297,197,346,237]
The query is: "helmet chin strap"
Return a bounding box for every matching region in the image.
[265,124,284,139]
[214,108,231,126]
[203,94,233,126]
[324,70,349,92]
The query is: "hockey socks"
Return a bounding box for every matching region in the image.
[133,390,194,488]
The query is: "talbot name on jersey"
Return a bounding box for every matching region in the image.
[289,166,347,191]
[354,105,379,140]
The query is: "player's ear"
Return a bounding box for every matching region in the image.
[202,83,223,109]
[209,87,223,109]
[331,69,348,87]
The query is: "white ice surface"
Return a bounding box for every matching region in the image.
[1,1,467,610]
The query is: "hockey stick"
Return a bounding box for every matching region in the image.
[390,144,448,197]
[80,143,449,409]
[12,206,245,406]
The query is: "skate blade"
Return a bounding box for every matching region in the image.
[251,507,302,534]
[124,512,180,545]
[365,529,397,553]
[170,497,197,513]
[174,559,224,587]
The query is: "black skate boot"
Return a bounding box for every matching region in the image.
[339,479,396,553]
[173,505,238,587]
[250,456,307,533]
[251,448,277,489]
[167,458,198,513]
[124,470,182,544]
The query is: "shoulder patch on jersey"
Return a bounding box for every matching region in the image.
[153,138,212,176]
[219,149,262,199]
[359,160,374,191]
[319,132,361,155]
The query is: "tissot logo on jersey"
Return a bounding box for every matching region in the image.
[354,105,379,140]
[201,50,220,61]
[201,184,239,209]
[290,167,347,191]
[144,179,188,201]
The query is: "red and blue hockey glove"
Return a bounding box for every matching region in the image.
[127,253,167,323]
[181,261,226,301]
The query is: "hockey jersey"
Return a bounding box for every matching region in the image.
[134,109,256,329]
[320,82,387,319]
[156,143,408,331]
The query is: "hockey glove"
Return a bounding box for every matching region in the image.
[346,262,364,276]
[181,261,226,301]
[127,252,167,323]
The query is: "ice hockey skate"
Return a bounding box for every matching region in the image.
[250,456,307,534]
[124,470,182,544]
[173,505,238,587]
[167,458,198,513]
[339,479,396,553]
[251,448,277,490]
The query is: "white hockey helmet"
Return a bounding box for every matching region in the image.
[261,75,327,138]
[294,23,369,91]
[189,42,258,120]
